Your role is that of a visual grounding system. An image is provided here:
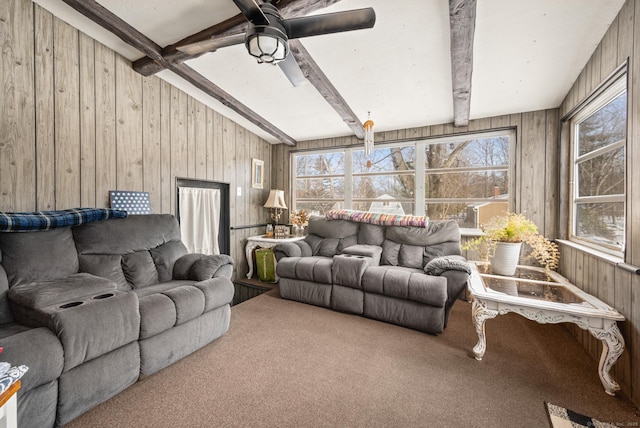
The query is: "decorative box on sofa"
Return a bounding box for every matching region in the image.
[274,214,470,335]
[0,213,234,428]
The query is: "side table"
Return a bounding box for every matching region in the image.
[245,234,305,279]
[0,380,20,428]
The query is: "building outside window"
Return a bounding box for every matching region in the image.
[291,129,515,228]
[570,73,627,255]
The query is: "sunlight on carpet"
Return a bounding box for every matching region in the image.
[545,402,618,428]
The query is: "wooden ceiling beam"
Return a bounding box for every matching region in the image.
[289,40,365,139]
[61,0,297,146]
[133,0,345,76]
[449,0,477,127]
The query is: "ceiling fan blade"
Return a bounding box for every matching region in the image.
[283,8,376,40]
[232,0,269,26]
[277,54,308,87]
[176,33,246,56]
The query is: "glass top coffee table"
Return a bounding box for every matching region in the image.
[467,261,625,396]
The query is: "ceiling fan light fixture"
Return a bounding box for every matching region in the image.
[246,25,289,64]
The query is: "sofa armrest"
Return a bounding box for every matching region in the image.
[173,254,234,281]
[274,241,312,261]
[7,273,118,310]
[424,255,471,276]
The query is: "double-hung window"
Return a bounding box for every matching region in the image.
[570,72,627,255]
[291,130,514,228]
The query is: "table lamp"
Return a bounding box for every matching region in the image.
[263,189,287,224]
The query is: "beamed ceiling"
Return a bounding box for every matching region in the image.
[34,0,626,145]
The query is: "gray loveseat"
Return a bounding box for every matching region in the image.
[0,214,234,427]
[274,215,469,334]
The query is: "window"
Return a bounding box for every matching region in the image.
[291,130,514,228]
[570,74,627,254]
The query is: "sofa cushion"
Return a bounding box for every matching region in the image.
[150,241,188,282]
[399,244,424,269]
[78,254,129,290]
[381,240,400,266]
[317,238,340,257]
[304,234,324,255]
[307,216,359,238]
[357,223,385,246]
[137,292,177,339]
[163,285,206,325]
[122,251,159,288]
[7,273,118,309]
[276,257,333,285]
[361,267,447,307]
[0,227,79,287]
[337,235,357,252]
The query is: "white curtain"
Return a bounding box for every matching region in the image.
[178,187,220,255]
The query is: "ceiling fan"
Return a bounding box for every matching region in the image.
[176,0,376,86]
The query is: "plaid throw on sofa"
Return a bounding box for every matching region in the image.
[325,209,428,228]
[0,208,127,232]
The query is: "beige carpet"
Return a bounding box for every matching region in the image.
[67,288,640,427]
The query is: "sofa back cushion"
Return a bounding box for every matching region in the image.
[73,214,188,289]
[306,216,359,257]
[0,227,79,287]
[358,223,385,246]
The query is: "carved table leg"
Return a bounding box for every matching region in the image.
[472,299,499,361]
[589,320,625,396]
[245,241,259,279]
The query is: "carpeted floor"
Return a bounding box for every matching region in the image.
[67,288,640,427]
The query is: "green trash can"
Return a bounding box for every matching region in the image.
[255,248,276,282]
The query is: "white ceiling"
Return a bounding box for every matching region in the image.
[34,0,626,144]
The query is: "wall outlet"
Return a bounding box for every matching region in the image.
[236,187,242,196]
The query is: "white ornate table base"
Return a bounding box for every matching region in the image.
[471,300,624,395]
[468,263,626,396]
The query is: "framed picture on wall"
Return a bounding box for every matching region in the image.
[252,158,264,189]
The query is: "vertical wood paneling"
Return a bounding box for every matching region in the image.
[193,100,207,179]
[159,80,172,213]
[79,33,96,208]
[142,76,161,213]
[54,19,80,209]
[95,42,116,208]
[115,56,143,191]
[544,111,559,236]
[34,5,54,210]
[170,87,188,214]
[0,0,35,211]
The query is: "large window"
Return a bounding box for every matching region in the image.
[291,130,514,228]
[570,73,627,254]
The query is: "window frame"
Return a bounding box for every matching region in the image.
[290,129,516,229]
[568,72,627,257]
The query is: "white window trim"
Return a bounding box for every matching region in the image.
[568,73,627,257]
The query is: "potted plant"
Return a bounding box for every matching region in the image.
[463,212,559,275]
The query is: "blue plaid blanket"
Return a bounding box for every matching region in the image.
[0,208,127,232]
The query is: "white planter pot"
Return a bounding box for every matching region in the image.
[490,242,522,276]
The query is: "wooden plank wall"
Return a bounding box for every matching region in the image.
[0,0,273,280]
[271,111,560,239]
[557,0,640,405]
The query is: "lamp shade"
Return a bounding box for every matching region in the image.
[263,190,287,209]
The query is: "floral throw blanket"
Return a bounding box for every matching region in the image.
[325,209,428,228]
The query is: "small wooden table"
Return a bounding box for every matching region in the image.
[467,262,625,396]
[0,380,20,428]
[245,234,305,279]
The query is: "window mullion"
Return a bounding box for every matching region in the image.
[345,149,353,209]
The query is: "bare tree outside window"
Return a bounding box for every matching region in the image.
[291,130,514,227]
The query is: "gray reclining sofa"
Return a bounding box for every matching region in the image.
[0,213,234,427]
[274,215,470,334]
